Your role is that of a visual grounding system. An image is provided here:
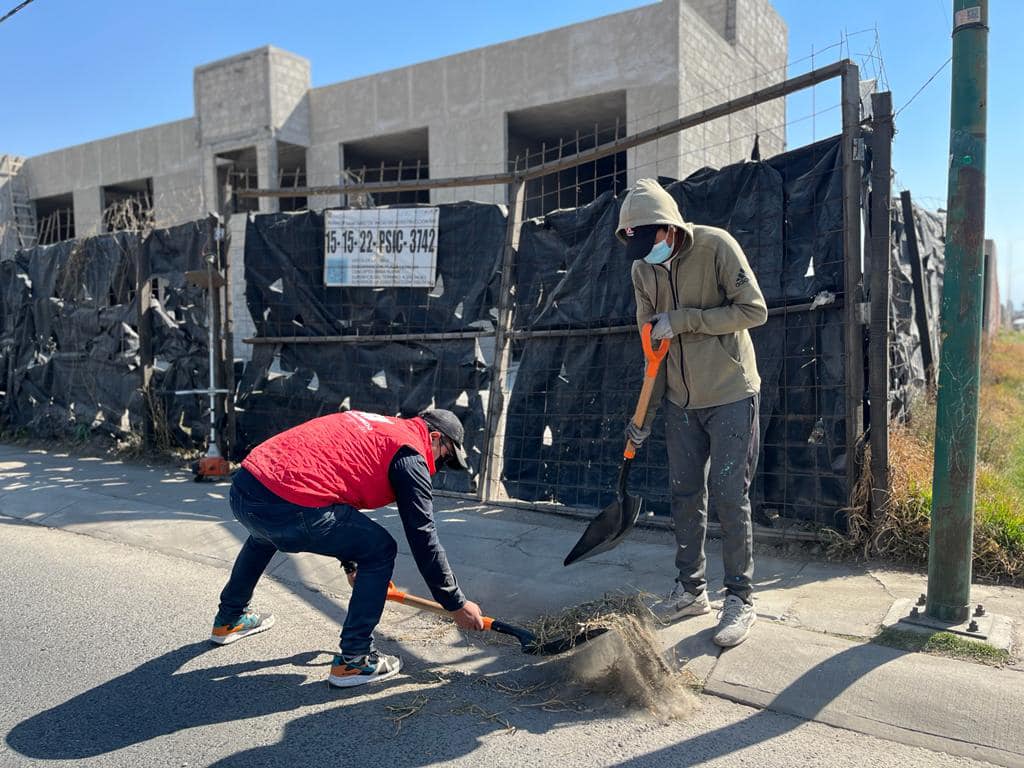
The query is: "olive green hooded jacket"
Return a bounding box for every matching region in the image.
[618,178,767,418]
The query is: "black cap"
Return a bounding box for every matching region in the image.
[623,224,662,261]
[420,409,470,471]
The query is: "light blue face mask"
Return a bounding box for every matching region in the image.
[644,238,673,265]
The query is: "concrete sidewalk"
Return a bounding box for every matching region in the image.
[1,444,1022,766]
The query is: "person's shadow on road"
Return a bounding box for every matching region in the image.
[5,642,334,760]
[6,638,584,766]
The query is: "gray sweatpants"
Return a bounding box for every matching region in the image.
[665,395,758,604]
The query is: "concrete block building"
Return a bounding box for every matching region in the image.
[0,0,786,256]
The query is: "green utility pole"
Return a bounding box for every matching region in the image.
[927,0,988,623]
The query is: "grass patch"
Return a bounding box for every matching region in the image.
[874,626,1010,666]
[829,332,1024,584]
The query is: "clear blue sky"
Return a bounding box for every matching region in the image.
[1,0,1019,304]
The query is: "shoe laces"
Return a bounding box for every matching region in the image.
[718,596,746,623]
[340,650,379,666]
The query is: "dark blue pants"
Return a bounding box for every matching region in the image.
[216,468,398,657]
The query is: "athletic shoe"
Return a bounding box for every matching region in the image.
[328,651,403,688]
[648,583,711,622]
[210,610,275,645]
[713,594,756,647]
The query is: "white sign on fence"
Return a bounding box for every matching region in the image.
[324,208,439,288]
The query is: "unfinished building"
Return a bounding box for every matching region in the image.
[0,0,786,257]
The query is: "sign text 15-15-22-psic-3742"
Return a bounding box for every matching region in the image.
[324,208,439,288]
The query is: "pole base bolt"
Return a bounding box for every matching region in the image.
[968,620,979,633]
[910,606,919,617]
[917,593,927,606]
[974,604,985,617]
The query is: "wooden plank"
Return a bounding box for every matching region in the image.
[900,190,936,388]
[479,180,526,502]
[137,242,154,450]
[841,62,867,511]
[245,330,493,345]
[868,91,894,516]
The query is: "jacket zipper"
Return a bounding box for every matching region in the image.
[656,260,690,408]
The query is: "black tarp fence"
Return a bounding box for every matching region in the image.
[143,217,226,450]
[501,136,849,526]
[236,204,506,493]
[1,234,143,440]
[233,136,864,526]
[888,203,945,422]
[0,135,948,532]
[0,218,223,449]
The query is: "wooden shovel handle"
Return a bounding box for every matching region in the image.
[386,582,494,631]
[624,323,671,460]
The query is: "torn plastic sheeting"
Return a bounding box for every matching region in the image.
[887,200,945,423]
[766,136,846,301]
[143,218,224,285]
[140,217,231,450]
[0,218,227,448]
[513,190,636,331]
[235,339,489,494]
[502,138,850,525]
[243,203,506,339]
[1,233,144,440]
[8,354,142,439]
[15,240,74,300]
[665,160,785,305]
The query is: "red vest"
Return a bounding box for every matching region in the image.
[242,411,437,509]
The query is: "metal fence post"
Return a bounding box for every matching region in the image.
[841,62,866,511]
[868,91,894,516]
[479,180,526,501]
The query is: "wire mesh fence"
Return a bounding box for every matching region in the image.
[0,58,947,534]
[0,217,225,453]
[223,59,873,528]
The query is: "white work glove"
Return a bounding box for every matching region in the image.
[625,420,652,448]
[650,312,675,341]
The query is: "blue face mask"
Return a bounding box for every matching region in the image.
[644,239,673,265]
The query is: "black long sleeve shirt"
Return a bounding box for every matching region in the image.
[386,446,466,611]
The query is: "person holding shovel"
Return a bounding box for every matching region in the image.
[209,408,485,687]
[618,178,767,648]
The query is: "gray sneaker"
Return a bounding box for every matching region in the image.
[713,595,756,647]
[648,583,711,623]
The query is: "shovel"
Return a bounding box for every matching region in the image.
[563,322,670,566]
[385,582,607,656]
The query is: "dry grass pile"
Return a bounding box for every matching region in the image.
[531,594,698,721]
[829,332,1024,583]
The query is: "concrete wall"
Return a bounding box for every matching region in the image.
[308,2,688,203]
[194,49,272,147]
[227,213,254,361]
[269,48,312,148]
[677,0,787,174]
[23,119,203,235]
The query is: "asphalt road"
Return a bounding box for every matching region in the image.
[0,517,997,768]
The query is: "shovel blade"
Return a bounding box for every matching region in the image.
[563,490,642,567]
[530,626,610,656]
